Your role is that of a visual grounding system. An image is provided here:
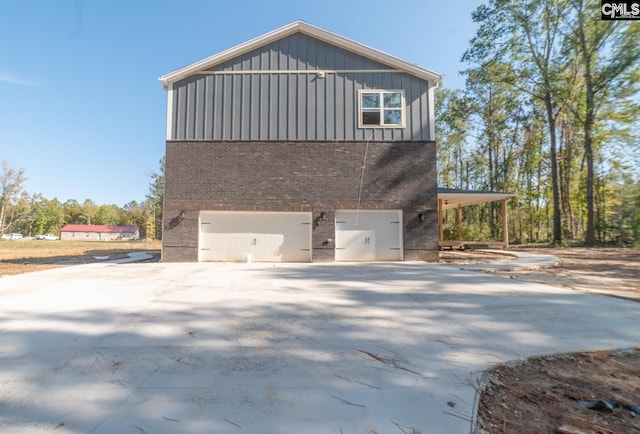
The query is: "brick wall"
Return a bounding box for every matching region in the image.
[162,141,438,262]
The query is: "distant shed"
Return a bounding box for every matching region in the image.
[60,225,139,241]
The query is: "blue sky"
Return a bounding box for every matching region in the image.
[0,0,480,207]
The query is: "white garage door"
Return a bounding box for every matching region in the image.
[199,211,312,262]
[335,210,403,261]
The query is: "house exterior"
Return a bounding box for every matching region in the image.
[159,20,443,262]
[60,225,140,241]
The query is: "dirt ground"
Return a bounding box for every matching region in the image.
[445,247,640,434]
[0,240,161,276]
[2,244,639,432]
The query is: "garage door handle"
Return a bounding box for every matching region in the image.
[201,248,211,251]
[201,222,211,225]
[335,248,345,250]
[390,248,400,250]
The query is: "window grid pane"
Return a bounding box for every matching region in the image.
[362,111,381,125]
[384,93,402,108]
[361,93,380,108]
[383,110,402,125]
[359,90,404,128]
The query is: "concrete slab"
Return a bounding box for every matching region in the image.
[458,249,560,271]
[107,252,154,264]
[0,262,637,433]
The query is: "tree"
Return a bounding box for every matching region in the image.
[463,61,524,239]
[565,0,640,244]
[609,174,640,244]
[81,199,98,225]
[146,157,164,240]
[0,160,28,234]
[435,87,471,189]
[122,200,148,238]
[463,0,568,243]
[30,197,64,235]
[92,204,120,225]
[63,199,85,224]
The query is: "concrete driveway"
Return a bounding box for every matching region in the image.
[1,262,638,434]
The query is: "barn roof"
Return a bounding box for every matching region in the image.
[159,20,443,89]
[60,225,138,233]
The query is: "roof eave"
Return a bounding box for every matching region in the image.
[159,20,443,90]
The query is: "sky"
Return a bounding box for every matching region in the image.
[0,0,481,207]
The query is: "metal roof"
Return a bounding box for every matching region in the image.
[159,20,444,89]
[60,225,138,233]
[437,188,515,210]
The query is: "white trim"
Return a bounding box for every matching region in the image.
[193,69,402,75]
[165,83,174,140]
[438,191,516,209]
[159,20,443,89]
[357,89,406,129]
[428,84,436,140]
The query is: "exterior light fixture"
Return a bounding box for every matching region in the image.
[320,211,327,221]
[418,212,425,222]
[179,210,187,220]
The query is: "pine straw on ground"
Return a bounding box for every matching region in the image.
[477,348,640,434]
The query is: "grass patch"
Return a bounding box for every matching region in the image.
[0,239,161,261]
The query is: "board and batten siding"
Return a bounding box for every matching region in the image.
[167,33,434,142]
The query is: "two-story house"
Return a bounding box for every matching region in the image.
[159,20,443,262]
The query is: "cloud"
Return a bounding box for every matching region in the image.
[0,72,39,87]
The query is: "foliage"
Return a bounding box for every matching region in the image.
[146,157,164,240]
[0,160,28,234]
[0,159,166,240]
[437,0,640,245]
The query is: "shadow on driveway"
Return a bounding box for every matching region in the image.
[0,262,637,433]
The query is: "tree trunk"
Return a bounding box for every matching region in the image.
[577,2,597,246]
[544,90,562,244]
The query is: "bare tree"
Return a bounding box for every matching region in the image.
[0,160,27,234]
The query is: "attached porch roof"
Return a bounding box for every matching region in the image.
[437,188,515,210]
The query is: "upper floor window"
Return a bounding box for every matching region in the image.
[358,89,405,128]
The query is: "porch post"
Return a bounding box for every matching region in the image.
[438,198,444,245]
[501,199,509,248]
[457,204,463,241]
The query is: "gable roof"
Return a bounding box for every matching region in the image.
[159,20,443,89]
[60,225,138,233]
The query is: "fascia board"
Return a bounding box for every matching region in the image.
[159,20,443,90]
[438,192,516,209]
[297,21,443,84]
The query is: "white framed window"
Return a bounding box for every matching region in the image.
[358,89,405,128]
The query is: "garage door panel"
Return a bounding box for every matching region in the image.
[335,210,402,262]
[200,233,247,262]
[199,212,311,262]
[335,229,376,261]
